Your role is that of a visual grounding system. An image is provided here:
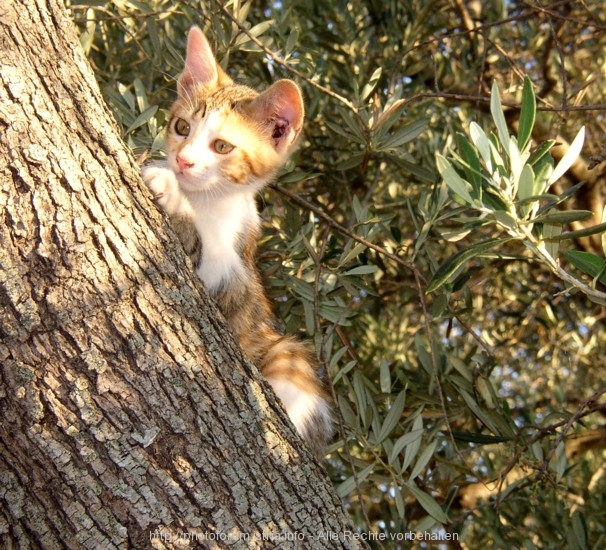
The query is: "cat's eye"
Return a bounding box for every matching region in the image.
[173,117,190,137]
[212,139,235,155]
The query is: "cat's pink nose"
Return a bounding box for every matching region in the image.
[177,155,194,171]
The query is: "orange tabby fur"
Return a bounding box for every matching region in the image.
[142,26,333,458]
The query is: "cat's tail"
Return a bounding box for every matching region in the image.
[261,336,334,459]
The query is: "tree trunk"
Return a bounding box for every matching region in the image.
[0,1,364,547]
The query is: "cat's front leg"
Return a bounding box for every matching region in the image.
[142,162,193,218]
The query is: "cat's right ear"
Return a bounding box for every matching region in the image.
[178,27,231,95]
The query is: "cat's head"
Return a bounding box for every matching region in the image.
[165,26,304,195]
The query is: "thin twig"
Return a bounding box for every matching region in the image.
[520,225,606,302]
[492,388,606,510]
[272,181,465,465]
[211,0,358,113]
[402,91,606,113]
[269,183,417,274]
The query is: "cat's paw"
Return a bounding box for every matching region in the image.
[142,164,183,216]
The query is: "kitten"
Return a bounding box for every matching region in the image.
[142,26,333,458]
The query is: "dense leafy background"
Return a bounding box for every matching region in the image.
[69,1,606,547]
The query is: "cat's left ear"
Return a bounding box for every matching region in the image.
[178,26,231,95]
[249,80,304,153]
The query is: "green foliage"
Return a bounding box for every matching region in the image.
[70,0,606,547]
[432,77,606,304]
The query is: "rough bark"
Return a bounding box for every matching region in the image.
[0,1,365,548]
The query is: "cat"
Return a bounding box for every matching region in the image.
[142,26,333,459]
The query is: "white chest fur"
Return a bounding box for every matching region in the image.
[185,190,259,290]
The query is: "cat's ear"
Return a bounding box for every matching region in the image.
[178,26,231,95]
[248,80,304,153]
